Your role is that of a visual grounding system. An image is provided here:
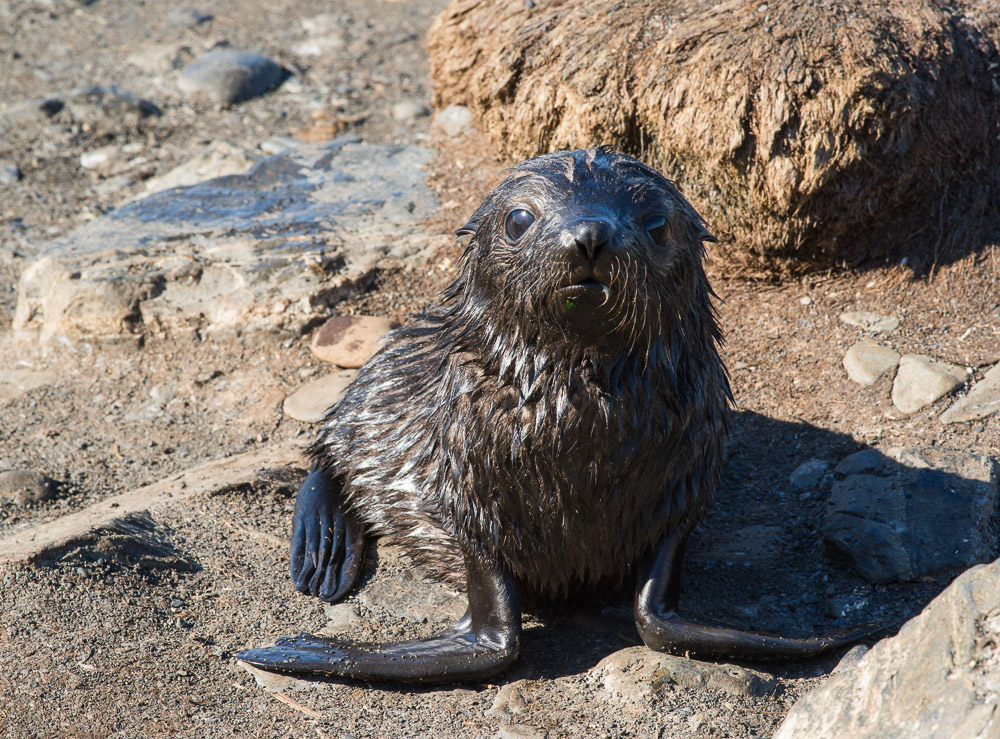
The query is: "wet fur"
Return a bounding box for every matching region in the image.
[310,147,731,603]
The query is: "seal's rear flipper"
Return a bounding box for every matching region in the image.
[635,529,890,660]
[242,552,521,684]
[290,467,367,603]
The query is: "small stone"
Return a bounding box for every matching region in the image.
[178,50,284,105]
[825,591,870,619]
[301,13,342,35]
[92,174,135,197]
[293,34,347,57]
[317,603,362,635]
[282,370,358,423]
[0,161,21,185]
[592,647,778,702]
[839,311,900,332]
[258,136,300,155]
[799,295,812,306]
[65,85,161,124]
[167,7,212,27]
[126,43,192,73]
[487,680,531,717]
[843,338,900,385]
[80,145,120,171]
[789,459,830,490]
[0,470,56,506]
[0,98,63,122]
[392,101,430,120]
[891,354,966,413]
[143,141,259,194]
[433,104,473,137]
[310,315,400,368]
[496,726,544,739]
[940,362,1000,424]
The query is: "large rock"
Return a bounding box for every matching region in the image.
[823,448,998,583]
[774,558,1000,739]
[13,138,444,345]
[429,1,1000,274]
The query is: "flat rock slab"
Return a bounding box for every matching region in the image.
[357,555,466,624]
[839,311,900,332]
[843,338,900,385]
[0,470,55,506]
[775,557,1000,739]
[282,370,358,422]
[143,140,260,195]
[178,49,284,104]
[941,362,1000,425]
[310,314,399,367]
[0,442,302,564]
[0,368,57,404]
[891,354,966,414]
[590,647,778,702]
[13,139,441,345]
[823,447,998,583]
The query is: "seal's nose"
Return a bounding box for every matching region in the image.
[572,219,612,262]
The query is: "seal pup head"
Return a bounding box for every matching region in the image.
[448,146,716,358]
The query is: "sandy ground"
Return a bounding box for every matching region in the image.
[1,1,999,737]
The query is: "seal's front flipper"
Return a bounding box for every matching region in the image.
[240,553,521,684]
[290,467,367,603]
[634,529,884,660]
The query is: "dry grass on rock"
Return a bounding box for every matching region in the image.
[429,0,1000,277]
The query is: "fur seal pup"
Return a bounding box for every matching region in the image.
[239,147,870,683]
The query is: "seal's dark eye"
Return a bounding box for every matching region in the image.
[644,216,668,243]
[504,209,535,241]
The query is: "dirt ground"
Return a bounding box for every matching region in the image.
[1,1,999,738]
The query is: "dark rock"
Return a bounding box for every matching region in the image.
[178,50,284,104]
[824,448,998,583]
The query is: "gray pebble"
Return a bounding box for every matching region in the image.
[167,7,212,27]
[0,470,56,506]
[178,50,284,105]
[391,101,430,120]
[789,459,830,490]
[0,161,21,185]
[839,311,900,332]
[433,104,473,137]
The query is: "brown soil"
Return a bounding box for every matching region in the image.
[1,1,999,738]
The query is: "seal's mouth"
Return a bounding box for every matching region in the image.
[556,276,613,313]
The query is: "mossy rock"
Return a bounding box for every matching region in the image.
[429,0,1000,276]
